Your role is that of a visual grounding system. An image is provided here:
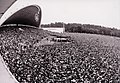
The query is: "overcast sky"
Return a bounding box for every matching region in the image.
[39,0,120,29]
[1,0,120,29]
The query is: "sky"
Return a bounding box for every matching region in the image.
[0,0,120,29]
[39,0,120,29]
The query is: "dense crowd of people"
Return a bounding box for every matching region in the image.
[0,26,119,83]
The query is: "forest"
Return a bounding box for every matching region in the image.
[41,22,120,37]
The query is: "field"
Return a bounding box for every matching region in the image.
[0,26,120,83]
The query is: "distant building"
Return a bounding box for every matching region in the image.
[42,27,65,33]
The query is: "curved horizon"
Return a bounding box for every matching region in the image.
[40,0,120,29]
[0,0,120,29]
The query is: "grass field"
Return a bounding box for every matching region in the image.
[0,26,120,82]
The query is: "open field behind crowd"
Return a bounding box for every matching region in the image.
[0,26,120,83]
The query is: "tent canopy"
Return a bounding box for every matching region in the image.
[0,0,16,18]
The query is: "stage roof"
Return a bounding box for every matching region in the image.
[0,0,16,18]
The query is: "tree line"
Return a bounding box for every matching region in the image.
[41,22,120,37]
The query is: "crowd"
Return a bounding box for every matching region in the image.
[0,26,119,83]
